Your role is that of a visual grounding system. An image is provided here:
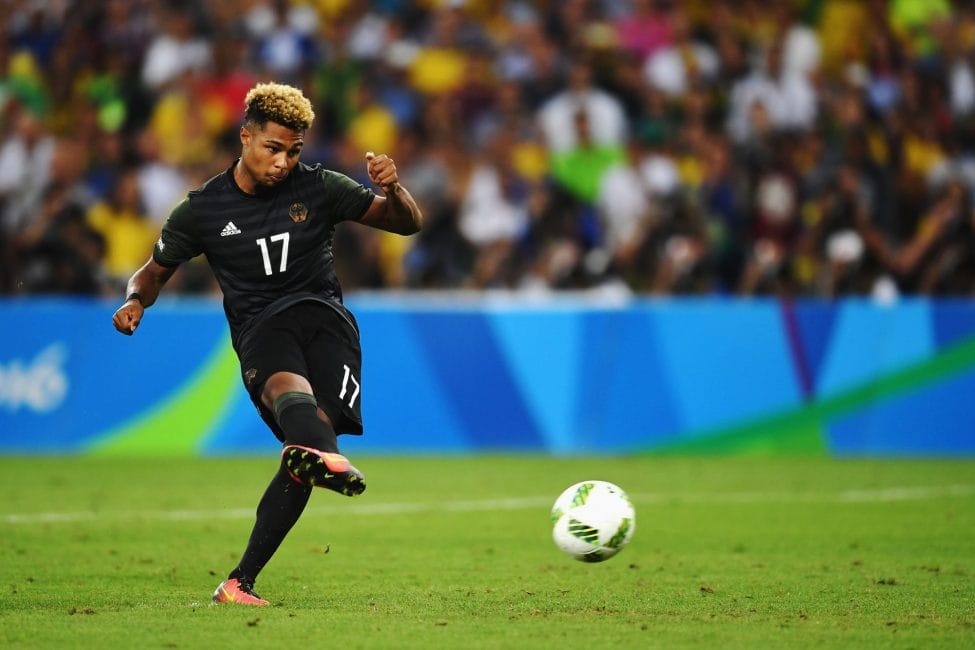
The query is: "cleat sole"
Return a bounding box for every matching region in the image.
[283,445,366,496]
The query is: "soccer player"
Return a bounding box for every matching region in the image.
[112,82,423,606]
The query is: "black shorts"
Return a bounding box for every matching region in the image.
[237,300,363,442]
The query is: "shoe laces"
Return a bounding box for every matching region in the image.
[235,578,261,597]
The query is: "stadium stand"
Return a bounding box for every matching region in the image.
[1,0,973,298]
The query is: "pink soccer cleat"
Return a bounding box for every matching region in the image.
[282,445,366,496]
[212,578,269,606]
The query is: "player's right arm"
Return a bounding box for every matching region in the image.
[113,198,202,336]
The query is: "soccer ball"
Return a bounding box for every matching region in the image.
[551,480,636,562]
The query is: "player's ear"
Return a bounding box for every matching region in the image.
[240,126,251,147]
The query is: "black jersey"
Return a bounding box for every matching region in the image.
[152,160,375,349]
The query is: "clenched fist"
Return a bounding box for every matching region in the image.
[113,298,144,335]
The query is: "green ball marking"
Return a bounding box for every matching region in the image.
[570,483,594,507]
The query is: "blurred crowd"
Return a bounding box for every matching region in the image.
[2,0,975,299]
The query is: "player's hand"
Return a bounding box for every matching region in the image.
[365,151,399,192]
[112,299,144,336]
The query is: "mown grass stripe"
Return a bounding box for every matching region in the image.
[4,484,972,525]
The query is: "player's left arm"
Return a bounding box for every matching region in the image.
[358,152,424,235]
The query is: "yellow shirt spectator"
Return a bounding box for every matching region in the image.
[889,0,951,57]
[87,173,159,279]
[902,132,947,179]
[408,47,468,95]
[149,86,216,166]
[347,104,398,158]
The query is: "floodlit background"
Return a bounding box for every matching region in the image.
[1,0,974,455]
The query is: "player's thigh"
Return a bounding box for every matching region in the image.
[237,311,311,442]
[306,315,363,435]
[238,317,310,398]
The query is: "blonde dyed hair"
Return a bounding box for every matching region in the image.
[243,82,315,131]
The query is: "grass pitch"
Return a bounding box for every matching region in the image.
[1,455,972,649]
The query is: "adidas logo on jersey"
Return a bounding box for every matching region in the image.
[220,221,242,237]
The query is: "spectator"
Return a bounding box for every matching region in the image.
[642,5,719,98]
[86,170,158,287]
[15,201,106,295]
[888,0,952,60]
[537,56,627,153]
[776,1,821,78]
[726,38,818,144]
[858,177,968,295]
[245,0,319,82]
[613,0,673,62]
[8,2,62,70]
[594,138,656,287]
[396,131,469,289]
[0,106,55,235]
[141,3,212,91]
[195,28,258,140]
[405,4,475,97]
[458,130,531,288]
[549,108,626,205]
[133,128,189,226]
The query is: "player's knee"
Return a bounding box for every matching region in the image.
[261,372,312,409]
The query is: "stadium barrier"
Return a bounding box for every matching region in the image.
[2,294,974,456]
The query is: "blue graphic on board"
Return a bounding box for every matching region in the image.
[0,299,226,452]
[818,300,934,398]
[1,296,973,456]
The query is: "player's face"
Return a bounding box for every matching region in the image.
[239,121,304,191]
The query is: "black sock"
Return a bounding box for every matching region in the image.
[229,393,339,585]
[230,463,311,586]
[273,392,339,453]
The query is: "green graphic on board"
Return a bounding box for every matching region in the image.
[654,334,975,454]
[87,337,240,456]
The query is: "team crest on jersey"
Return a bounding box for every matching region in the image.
[289,202,308,223]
